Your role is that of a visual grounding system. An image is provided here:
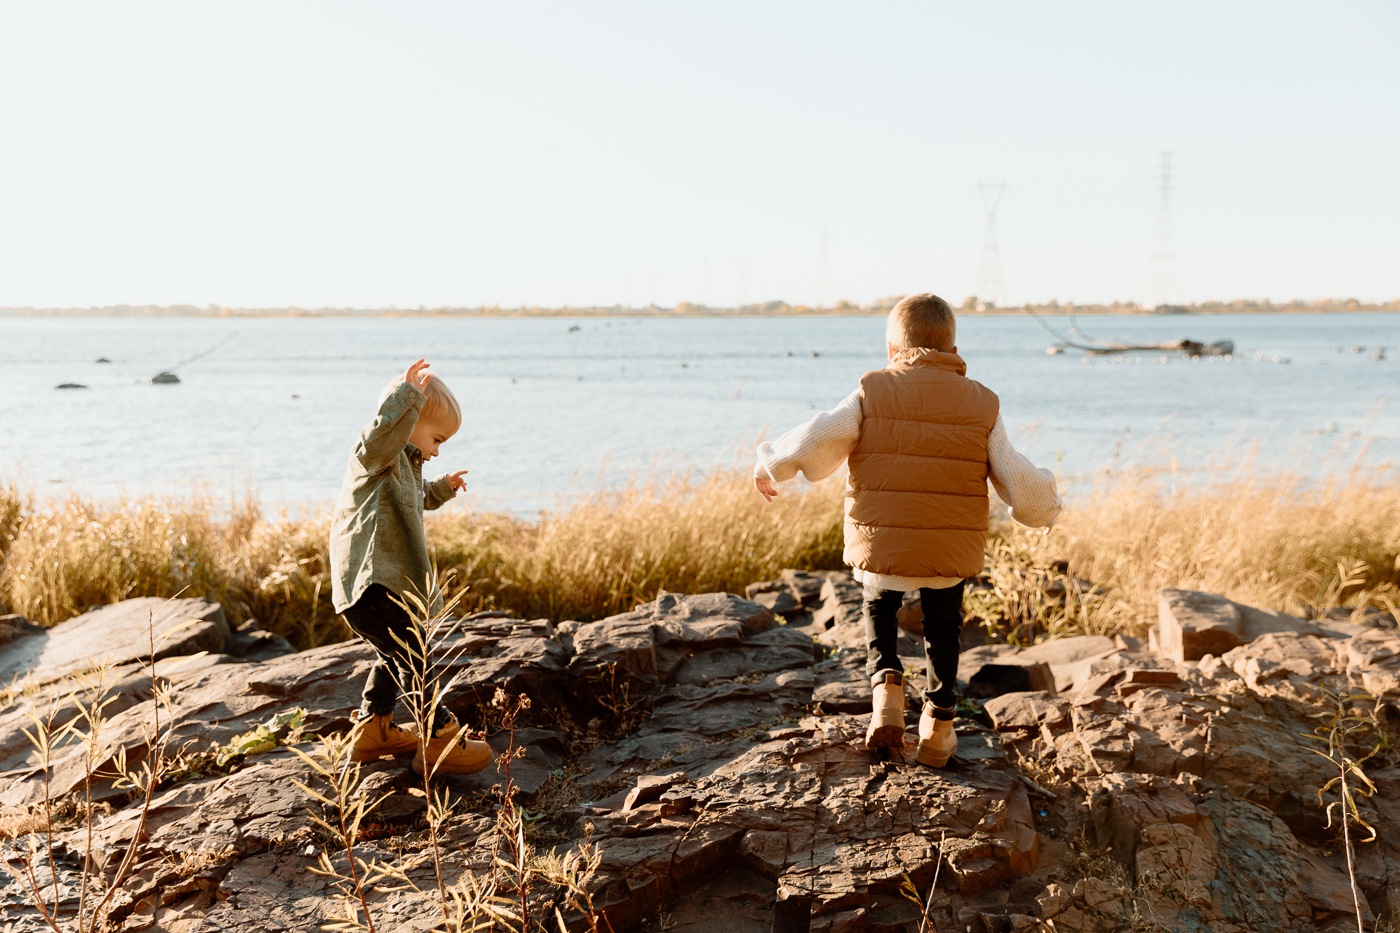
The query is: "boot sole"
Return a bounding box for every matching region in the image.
[914,742,954,767]
[865,724,907,750]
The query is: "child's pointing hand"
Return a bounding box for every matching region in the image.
[446,470,469,492]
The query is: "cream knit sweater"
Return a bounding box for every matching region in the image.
[755,388,1062,591]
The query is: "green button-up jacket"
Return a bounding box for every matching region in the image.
[330,381,457,614]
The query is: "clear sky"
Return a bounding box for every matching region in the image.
[1,2,1396,309]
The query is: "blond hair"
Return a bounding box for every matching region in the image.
[421,375,461,435]
[382,373,462,436]
[885,293,956,351]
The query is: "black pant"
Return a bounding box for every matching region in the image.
[342,584,451,728]
[861,580,966,710]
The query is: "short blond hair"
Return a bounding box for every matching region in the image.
[382,373,462,436]
[421,375,461,435]
[885,293,956,351]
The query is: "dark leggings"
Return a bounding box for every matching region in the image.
[862,580,966,713]
[342,584,451,728]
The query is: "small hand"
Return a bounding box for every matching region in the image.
[446,470,469,492]
[405,358,432,393]
[1043,523,1055,538]
[754,475,778,502]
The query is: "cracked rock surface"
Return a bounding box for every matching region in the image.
[1,582,1397,932]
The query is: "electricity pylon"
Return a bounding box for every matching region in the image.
[1144,151,1182,309]
[974,183,1007,310]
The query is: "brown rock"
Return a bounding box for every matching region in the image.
[983,691,1069,733]
[818,574,863,629]
[966,658,1057,698]
[780,569,828,608]
[1339,628,1400,699]
[623,771,689,811]
[1158,588,1246,662]
[1018,635,1117,692]
[1158,588,1362,664]
[1115,667,1183,697]
[0,597,231,690]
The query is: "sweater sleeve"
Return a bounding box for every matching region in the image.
[987,416,1062,528]
[755,390,862,484]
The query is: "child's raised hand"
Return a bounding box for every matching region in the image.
[446,470,469,492]
[754,475,778,503]
[405,358,432,393]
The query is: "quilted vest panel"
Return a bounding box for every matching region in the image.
[843,351,999,578]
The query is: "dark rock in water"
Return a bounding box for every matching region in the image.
[95,356,112,363]
[149,371,181,384]
[1179,339,1234,357]
[55,382,88,389]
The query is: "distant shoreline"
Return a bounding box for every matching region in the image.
[3,300,1398,320]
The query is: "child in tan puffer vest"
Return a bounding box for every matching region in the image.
[753,293,1061,766]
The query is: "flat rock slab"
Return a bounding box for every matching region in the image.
[1157,588,1364,663]
[0,597,231,689]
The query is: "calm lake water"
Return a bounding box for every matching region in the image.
[2,313,1397,514]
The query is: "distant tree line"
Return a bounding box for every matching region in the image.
[2,296,1397,317]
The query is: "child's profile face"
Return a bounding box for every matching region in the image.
[408,415,454,462]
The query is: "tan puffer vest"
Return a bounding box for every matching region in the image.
[843,349,1000,579]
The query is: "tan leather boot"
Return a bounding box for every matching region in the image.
[349,712,419,762]
[915,702,957,767]
[412,714,493,777]
[865,671,907,750]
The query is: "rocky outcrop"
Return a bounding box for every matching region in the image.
[1,581,1396,932]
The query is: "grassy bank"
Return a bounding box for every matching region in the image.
[1,463,1396,650]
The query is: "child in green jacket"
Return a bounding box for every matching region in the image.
[329,358,491,775]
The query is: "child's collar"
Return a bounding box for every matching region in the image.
[887,347,967,375]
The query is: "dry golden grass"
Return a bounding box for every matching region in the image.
[1,456,1396,649]
[0,473,845,647]
[426,471,845,623]
[1043,464,1400,635]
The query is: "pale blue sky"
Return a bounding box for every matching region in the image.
[1,2,1396,308]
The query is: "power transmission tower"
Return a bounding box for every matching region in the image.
[818,227,830,310]
[974,183,1007,310]
[1144,151,1182,310]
